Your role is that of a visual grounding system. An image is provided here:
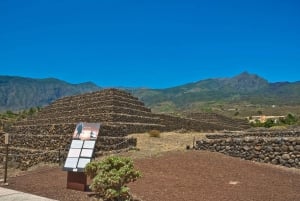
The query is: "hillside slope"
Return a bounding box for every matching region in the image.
[130,72,300,109]
[1,72,300,113]
[0,76,101,111]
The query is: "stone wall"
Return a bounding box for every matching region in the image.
[0,135,136,170]
[0,147,60,170]
[186,112,250,130]
[196,131,300,168]
[206,131,300,139]
[156,114,242,132]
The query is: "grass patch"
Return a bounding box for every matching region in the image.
[148,130,161,138]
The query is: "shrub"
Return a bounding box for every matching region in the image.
[148,130,161,138]
[85,156,141,201]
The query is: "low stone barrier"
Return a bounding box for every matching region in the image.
[206,131,300,139]
[95,137,137,152]
[196,137,300,168]
[0,147,60,170]
[0,134,72,150]
[156,114,238,132]
[0,136,136,170]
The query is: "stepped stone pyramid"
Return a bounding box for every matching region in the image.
[0,88,250,170]
[1,89,164,169]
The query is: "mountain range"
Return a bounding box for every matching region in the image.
[0,76,100,111]
[1,72,300,113]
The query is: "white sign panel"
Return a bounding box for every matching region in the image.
[64,158,79,169]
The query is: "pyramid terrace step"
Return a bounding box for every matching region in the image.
[18,113,161,126]
[54,89,139,104]
[100,122,165,136]
[42,99,151,114]
[36,106,156,120]
[0,134,72,150]
[95,136,137,152]
[7,121,165,137]
[0,146,60,170]
[51,93,144,108]
[0,135,136,170]
[6,123,76,135]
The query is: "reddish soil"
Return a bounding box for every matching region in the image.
[4,151,300,201]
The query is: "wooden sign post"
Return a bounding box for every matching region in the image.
[4,133,9,184]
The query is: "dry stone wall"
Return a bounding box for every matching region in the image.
[206,130,300,139]
[0,147,60,170]
[155,114,245,132]
[196,130,300,169]
[187,112,250,130]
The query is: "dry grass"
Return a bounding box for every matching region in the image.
[122,131,207,159]
[148,129,161,138]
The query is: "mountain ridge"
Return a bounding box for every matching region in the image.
[0,73,300,113]
[0,75,101,111]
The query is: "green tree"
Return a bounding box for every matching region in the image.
[85,156,141,201]
[283,113,297,125]
[264,118,276,128]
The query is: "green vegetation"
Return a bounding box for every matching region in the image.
[148,129,161,138]
[250,113,299,128]
[129,72,300,116]
[85,156,141,201]
[1,73,300,118]
[0,107,41,130]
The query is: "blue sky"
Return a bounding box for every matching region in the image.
[0,0,299,88]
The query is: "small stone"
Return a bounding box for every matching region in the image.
[243,146,251,151]
[255,146,262,151]
[281,145,289,152]
[274,146,280,152]
[288,146,294,151]
[295,145,300,151]
[266,146,273,152]
[244,137,253,142]
[282,154,290,160]
[264,157,270,163]
[279,158,286,165]
[288,159,294,164]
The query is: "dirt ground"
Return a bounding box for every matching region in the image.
[2,132,300,201]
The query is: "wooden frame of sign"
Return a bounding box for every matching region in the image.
[63,122,100,191]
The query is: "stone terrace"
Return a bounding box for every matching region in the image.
[2,89,164,169]
[186,112,250,130]
[1,88,251,169]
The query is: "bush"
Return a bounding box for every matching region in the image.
[148,130,161,138]
[85,156,141,201]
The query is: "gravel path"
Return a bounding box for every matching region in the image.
[4,151,300,201]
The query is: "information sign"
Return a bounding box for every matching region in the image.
[63,122,100,172]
